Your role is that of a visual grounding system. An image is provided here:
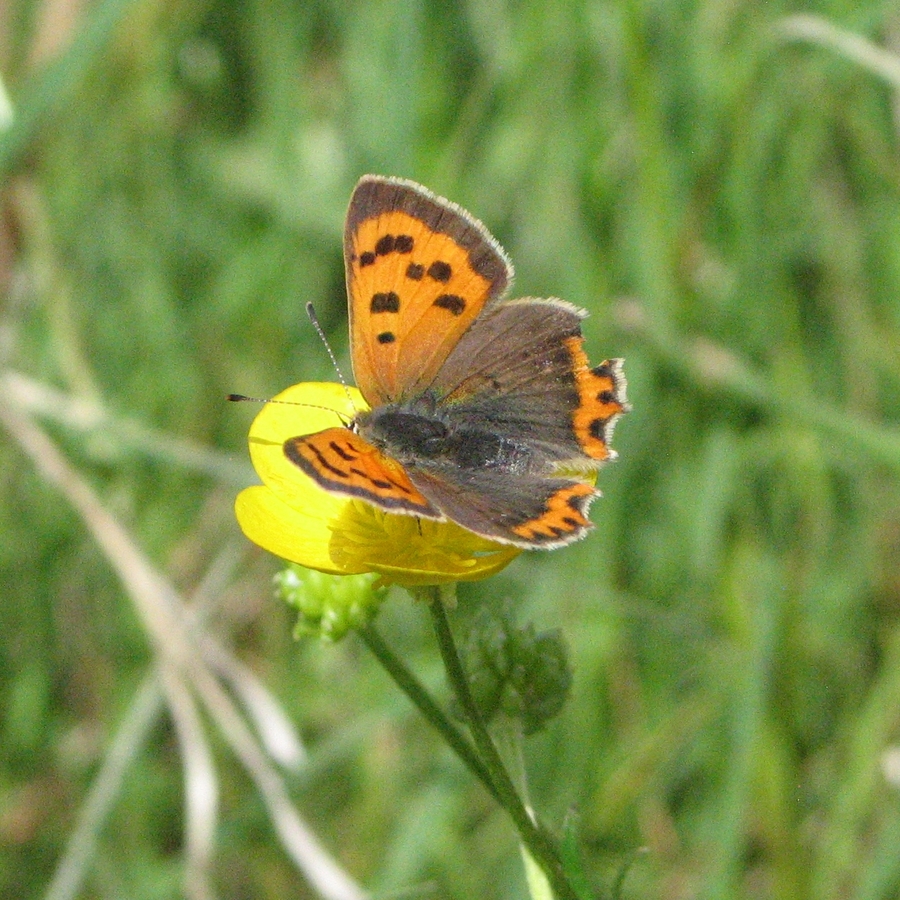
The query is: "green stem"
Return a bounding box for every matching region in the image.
[357,622,502,806]
[426,590,578,900]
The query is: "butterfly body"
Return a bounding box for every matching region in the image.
[285,176,628,549]
[358,399,535,475]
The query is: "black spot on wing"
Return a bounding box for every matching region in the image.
[433,294,466,316]
[371,291,400,313]
[427,260,452,282]
[375,234,395,255]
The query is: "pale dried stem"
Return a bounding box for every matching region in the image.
[199,635,307,771]
[3,370,251,484]
[162,664,219,900]
[0,382,365,900]
[781,14,900,90]
[43,674,163,900]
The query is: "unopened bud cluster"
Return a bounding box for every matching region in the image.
[460,610,572,735]
[274,567,386,641]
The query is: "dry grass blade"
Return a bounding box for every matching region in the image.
[200,635,307,771]
[42,675,163,900]
[0,381,366,900]
[2,371,253,484]
[162,664,219,900]
[781,14,900,89]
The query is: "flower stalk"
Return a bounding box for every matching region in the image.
[356,621,501,805]
[425,587,580,900]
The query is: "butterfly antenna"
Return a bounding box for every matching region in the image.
[226,393,351,425]
[306,301,357,412]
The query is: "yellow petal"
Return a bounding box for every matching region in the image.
[235,486,365,574]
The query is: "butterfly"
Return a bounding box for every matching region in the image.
[283,175,628,549]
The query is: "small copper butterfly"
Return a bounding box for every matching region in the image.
[284,176,628,548]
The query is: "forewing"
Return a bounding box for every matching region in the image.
[344,176,512,406]
[284,427,440,517]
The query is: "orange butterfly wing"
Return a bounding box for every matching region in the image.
[284,428,440,517]
[344,176,512,406]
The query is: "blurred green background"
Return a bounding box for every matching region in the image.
[3,1,900,898]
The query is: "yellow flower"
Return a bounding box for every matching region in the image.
[235,383,521,586]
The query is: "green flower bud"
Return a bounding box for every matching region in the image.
[274,566,387,642]
[459,608,572,735]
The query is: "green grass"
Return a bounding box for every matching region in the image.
[3,1,900,898]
